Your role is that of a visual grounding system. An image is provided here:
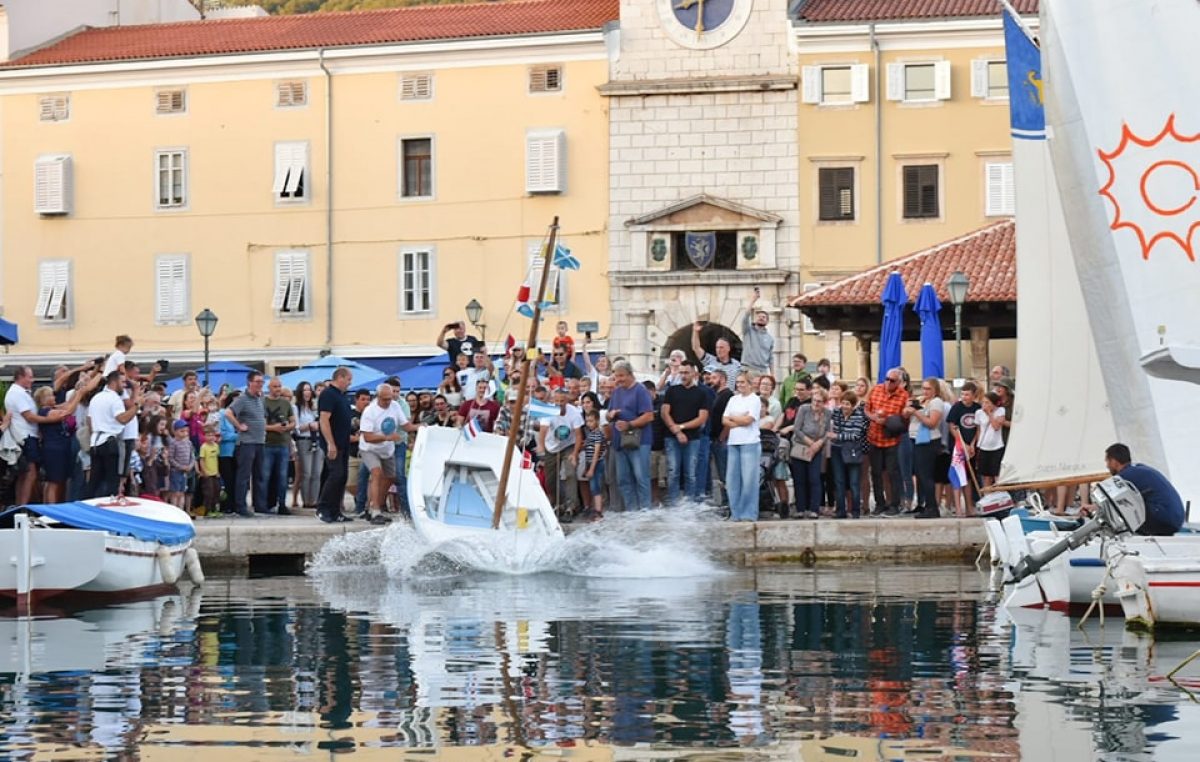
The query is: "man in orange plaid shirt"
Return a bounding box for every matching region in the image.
[864,368,912,516]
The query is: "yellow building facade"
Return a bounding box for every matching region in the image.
[0,0,1024,378]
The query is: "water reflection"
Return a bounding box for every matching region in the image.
[0,568,1196,760]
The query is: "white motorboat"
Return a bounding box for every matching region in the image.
[407,425,564,568]
[0,496,204,613]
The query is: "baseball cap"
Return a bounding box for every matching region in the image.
[173,419,189,430]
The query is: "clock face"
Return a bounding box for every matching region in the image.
[656,0,754,51]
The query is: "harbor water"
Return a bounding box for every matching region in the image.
[1,513,1198,760]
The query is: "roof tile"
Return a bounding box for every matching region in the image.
[6,0,619,68]
[795,0,1037,23]
[789,219,1015,308]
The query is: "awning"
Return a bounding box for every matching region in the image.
[0,317,18,345]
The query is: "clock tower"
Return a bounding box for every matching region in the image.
[601,0,801,373]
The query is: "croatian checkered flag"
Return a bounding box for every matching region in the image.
[948,433,969,489]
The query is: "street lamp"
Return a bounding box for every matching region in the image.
[194,308,219,388]
[464,298,486,343]
[946,271,970,379]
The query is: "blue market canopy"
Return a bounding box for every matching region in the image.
[162,360,257,394]
[0,502,195,545]
[0,317,18,345]
[398,356,451,391]
[273,355,388,392]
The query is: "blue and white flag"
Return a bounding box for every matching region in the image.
[462,417,482,442]
[526,399,559,421]
[1003,7,1044,140]
[552,242,580,270]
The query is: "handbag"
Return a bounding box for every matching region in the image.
[790,437,814,462]
[619,426,641,451]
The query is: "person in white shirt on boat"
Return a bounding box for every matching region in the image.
[5,366,76,504]
[87,371,142,499]
[358,383,420,526]
[538,386,584,522]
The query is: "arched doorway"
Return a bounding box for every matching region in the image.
[661,322,743,366]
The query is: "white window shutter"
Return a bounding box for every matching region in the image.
[156,256,188,322]
[34,155,71,215]
[39,95,69,121]
[801,66,821,104]
[971,59,989,98]
[34,263,54,317]
[156,258,173,321]
[850,64,870,103]
[934,60,952,100]
[272,255,291,311]
[46,262,69,319]
[986,162,1015,216]
[885,63,905,101]
[526,131,565,194]
[284,144,305,195]
[401,74,432,100]
[272,144,291,195]
[285,255,307,312]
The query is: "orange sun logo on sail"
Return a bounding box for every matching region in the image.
[1097,114,1200,261]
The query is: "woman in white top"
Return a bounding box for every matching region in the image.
[910,376,946,518]
[974,391,1007,486]
[721,371,762,522]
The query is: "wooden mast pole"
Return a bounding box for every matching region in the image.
[492,216,559,529]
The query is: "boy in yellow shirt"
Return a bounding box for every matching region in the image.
[198,427,221,517]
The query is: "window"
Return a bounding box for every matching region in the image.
[887,61,951,102]
[400,73,433,101]
[529,65,562,93]
[273,142,308,201]
[526,129,566,194]
[400,137,433,198]
[155,88,186,114]
[38,94,70,122]
[400,248,433,314]
[985,161,1015,216]
[155,255,189,324]
[902,164,940,219]
[972,59,1009,99]
[276,80,307,108]
[272,251,309,317]
[34,155,72,215]
[155,149,187,209]
[35,260,70,323]
[801,65,869,105]
[818,168,855,221]
[671,231,738,271]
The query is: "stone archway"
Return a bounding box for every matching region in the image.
[661,322,743,366]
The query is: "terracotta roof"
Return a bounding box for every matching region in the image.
[795,0,1037,23]
[789,219,1015,309]
[5,0,619,68]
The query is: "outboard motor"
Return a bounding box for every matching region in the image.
[1009,476,1145,583]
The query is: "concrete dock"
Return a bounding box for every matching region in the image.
[194,510,988,573]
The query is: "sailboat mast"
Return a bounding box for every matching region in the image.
[492,216,560,530]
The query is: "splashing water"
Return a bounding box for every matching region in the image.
[309,503,728,580]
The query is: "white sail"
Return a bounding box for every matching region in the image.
[1041,0,1200,506]
[996,9,1115,488]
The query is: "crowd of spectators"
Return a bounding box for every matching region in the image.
[0,307,1020,526]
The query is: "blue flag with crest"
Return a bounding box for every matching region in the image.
[1003,8,1044,140]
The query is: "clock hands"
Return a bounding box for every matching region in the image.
[673,0,705,34]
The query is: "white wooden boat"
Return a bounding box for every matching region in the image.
[1109,552,1200,631]
[407,426,563,568]
[0,497,203,613]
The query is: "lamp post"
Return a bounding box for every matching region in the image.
[946,271,969,379]
[194,308,219,388]
[464,298,486,343]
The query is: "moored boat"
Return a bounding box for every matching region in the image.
[0,496,203,613]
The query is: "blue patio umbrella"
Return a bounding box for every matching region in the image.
[914,282,945,379]
[398,356,451,391]
[273,355,388,392]
[163,360,257,394]
[877,271,907,383]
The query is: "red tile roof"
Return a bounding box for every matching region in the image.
[789,219,1015,308]
[795,0,1037,23]
[5,0,619,68]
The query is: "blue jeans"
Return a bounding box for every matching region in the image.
[664,436,701,503]
[394,441,409,513]
[614,443,651,511]
[830,448,862,517]
[695,437,712,497]
[710,440,728,506]
[789,452,825,515]
[726,441,761,522]
[898,435,915,503]
[262,444,290,511]
[588,457,605,494]
[235,443,264,514]
[356,461,369,514]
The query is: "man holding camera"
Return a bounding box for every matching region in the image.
[436,320,479,363]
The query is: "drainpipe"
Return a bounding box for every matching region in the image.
[870,23,882,265]
[319,49,334,350]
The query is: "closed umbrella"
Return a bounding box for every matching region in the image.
[878,271,907,383]
[914,282,945,380]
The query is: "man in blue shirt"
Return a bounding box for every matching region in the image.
[1103,443,1185,536]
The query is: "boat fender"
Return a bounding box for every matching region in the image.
[183,547,205,584]
[157,545,179,585]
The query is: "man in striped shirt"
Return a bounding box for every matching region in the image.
[864,368,911,516]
